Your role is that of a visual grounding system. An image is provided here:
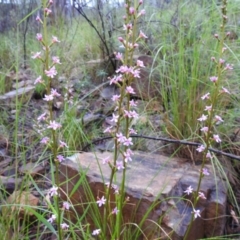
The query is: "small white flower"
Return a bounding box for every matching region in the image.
[184,186,193,195]
[61,223,69,230]
[92,229,101,235]
[193,209,201,218]
[198,114,208,122]
[196,145,205,153]
[96,196,106,207]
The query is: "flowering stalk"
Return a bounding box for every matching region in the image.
[184,0,231,238]
[33,1,68,239]
[94,1,146,239]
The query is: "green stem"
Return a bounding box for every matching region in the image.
[183,1,227,239]
[42,1,62,239]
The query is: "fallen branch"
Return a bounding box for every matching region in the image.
[82,134,240,161]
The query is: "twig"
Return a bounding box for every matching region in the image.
[82,134,240,161]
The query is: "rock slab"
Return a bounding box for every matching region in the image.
[59,151,227,239]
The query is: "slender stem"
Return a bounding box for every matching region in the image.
[183,1,227,239]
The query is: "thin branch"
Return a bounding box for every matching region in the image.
[82,134,240,161]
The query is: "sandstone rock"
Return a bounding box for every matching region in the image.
[59,151,227,239]
[19,161,47,177]
[3,190,39,218]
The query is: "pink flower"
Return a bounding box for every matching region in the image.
[126,86,136,94]
[36,33,43,41]
[51,88,61,97]
[37,112,47,122]
[115,52,123,61]
[124,110,139,119]
[201,92,210,100]
[102,157,110,164]
[213,134,221,143]
[184,186,193,195]
[137,9,145,17]
[62,201,71,210]
[43,94,54,101]
[116,132,126,143]
[40,137,50,145]
[221,87,230,94]
[219,58,225,64]
[202,168,210,176]
[116,65,130,74]
[59,140,68,148]
[32,52,41,59]
[116,160,125,170]
[34,76,43,85]
[196,145,205,152]
[129,110,139,119]
[198,192,206,200]
[124,148,133,162]
[103,126,113,133]
[130,99,137,107]
[200,126,209,133]
[210,76,218,83]
[211,56,216,62]
[61,223,69,230]
[129,128,137,134]
[96,196,106,207]
[123,23,132,30]
[49,186,58,197]
[193,209,201,218]
[112,207,119,215]
[112,94,120,102]
[130,68,140,78]
[124,110,132,118]
[48,214,56,223]
[205,105,212,111]
[222,47,227,53]
[112,184,119,194]
[133,43,139,49]
[123,137,133,146]
[56,155,65,162]
[139,30,148,39]
[215,115,224,123]
[47,120,62,130]
[52,36,60,43]
[45,66,57,78]
[44,8,52,15]
[206,152,212,159]
[36,15,42,23]
[225,63,233,70]
[137,60,145,68]
[118,36,124,42]
[198,114,207,122]
[52,56,61,65]
[110,113,119,123]
[109,75,123,85]
[129,7,135,15]
[92,229,101,236]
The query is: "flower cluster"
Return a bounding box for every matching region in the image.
[47,185,71,230]
[95,1,146,236]
[33,1,71,235]
[32,2,69,160]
